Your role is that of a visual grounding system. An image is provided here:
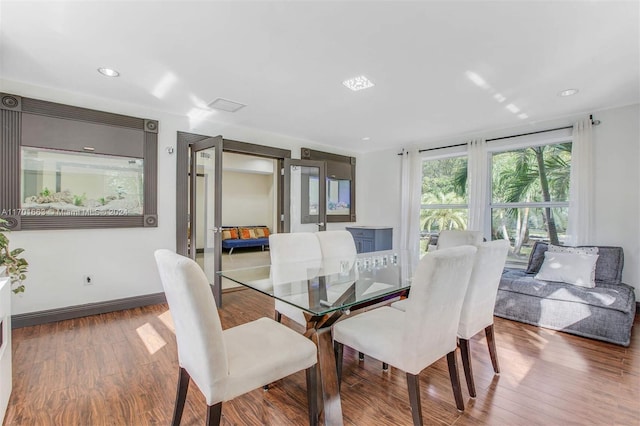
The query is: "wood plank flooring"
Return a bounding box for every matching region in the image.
[5,290,639,425]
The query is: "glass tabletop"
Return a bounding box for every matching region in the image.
[218,250,416,316]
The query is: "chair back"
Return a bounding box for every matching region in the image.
[315,230,357,274]
[269,232,323,265]
[402,245,477,372]
[315,230,357,258]
[458,239,510,339]
[154,249,228,402]
[437,230,483,249]
[269,233,323,323]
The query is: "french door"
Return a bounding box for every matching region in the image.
[283,159,327,233]
[189,136,223,306]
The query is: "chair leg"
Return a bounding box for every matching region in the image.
[485,324,500,374]
[172,367,190,426]
[446,350,465,412]
[206,402,222,426]
[406,372,423,426]
[306,366,319,426]
[334,341,344,389]
[459,338,476,397]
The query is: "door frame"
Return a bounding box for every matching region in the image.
[175,132,291,305]
[283,158,327,232]
[189,136,223,305]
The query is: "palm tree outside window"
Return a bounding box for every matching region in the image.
[490,142,572,265]
[419,155,468,254]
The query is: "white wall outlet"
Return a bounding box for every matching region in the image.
[83,275,94,286]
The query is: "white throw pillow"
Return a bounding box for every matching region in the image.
[535,251,599,288]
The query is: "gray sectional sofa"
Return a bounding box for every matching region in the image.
[494,242,636,346]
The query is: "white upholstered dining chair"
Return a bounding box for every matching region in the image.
[333,245,477,424]
[392,239,510,397]
[455,239,509,396]
[154,249,318,426]
[436,230,483,250]
[269,232,323,327]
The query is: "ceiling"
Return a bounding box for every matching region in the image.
[1,1,638,153]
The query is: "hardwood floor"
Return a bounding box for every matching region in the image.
[5,290,639,425]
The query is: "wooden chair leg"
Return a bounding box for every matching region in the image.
[459,338,476,397]
[206,402,222,426]
[406,372,423,426]
[306,366,319,426]
[334,342,344,389]
[446,351,465,412]
[485,324,500,374]
[172,367,190,426]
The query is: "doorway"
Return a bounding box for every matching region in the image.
[176,133,291,306]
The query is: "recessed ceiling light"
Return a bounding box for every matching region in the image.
[97,67,120,77]
[342,75,375,91]
[362,137,371,141]
[558,88,579,97]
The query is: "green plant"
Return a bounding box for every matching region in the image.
[73,193,86,206]
[40,187,51,197]
[0,219,28,294]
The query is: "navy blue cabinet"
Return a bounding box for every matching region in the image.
[346,226,393,253]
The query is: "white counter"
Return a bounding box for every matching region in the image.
[0,276,11,423]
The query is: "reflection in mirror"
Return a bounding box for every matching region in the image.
[327,178,350,215]
[21,147,143,216]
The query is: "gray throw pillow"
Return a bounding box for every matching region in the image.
[526,241,549,274]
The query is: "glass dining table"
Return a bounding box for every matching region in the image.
[219,250,416,426]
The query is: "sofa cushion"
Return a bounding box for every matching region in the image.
[222,228,238,240]
[500,269,635,313]
[534,251,599,288]
[525,242,624,284]
[239,227,254,239]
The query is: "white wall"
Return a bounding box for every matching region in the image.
[358,103,640,291]
[3,79,358,315]
[222,171,274,227]
[591,104,640,289]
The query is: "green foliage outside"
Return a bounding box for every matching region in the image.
[420,142,572,259]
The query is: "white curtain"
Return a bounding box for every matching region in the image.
[399,148,422,261]
[566,118,594,245]
[467,138,488,234]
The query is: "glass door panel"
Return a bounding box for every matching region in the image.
[284,159,326,233]
[190,136,223,306]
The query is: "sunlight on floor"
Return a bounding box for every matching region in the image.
[136,322,167,355]
[158,310,175,334]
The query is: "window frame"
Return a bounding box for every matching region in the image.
[0,93,158,230]
[486,133,573,263]
[419,149,470,237]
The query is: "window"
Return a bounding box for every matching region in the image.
[420,155,468,253]
[21,148,144,217]
[490,141,572,265]
[0,93,158,230]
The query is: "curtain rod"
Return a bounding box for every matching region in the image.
[398,115,601,156]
